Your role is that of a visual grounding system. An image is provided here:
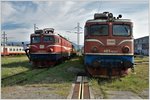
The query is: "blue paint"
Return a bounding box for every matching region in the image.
[84,55,134,68]
[30,54,61,61]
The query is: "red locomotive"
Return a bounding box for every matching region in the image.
[29,28,75,67]
[84,12,134,78]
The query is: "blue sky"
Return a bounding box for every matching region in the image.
[1,0,149,45]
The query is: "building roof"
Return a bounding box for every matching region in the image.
[134,36,149,40]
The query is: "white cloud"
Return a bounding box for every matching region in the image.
[1,1,149,45]
[4,28,33,42]
[1,2,16,23]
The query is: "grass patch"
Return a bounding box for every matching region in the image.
[23,57,84,84]
[1,56,31,78]
[2,56,84,87]
[89,56,149,98]
[134,56,149,63]
[1,56,84,98]
[2,69,47,87]
[1,56,28,65]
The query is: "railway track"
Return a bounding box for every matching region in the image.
[2,69,33,81]
[2,68,49,86]
[70,76,92,99]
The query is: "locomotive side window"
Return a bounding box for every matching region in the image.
[43,36,54,42]
[84,27,88,36]
[31,36,41,43]
[113,25,131,36]
[54,38,59,43]
[90,25,108,35]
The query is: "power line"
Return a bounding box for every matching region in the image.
[66,23,83,51]
[1,32,7,56]
[74,22,82,51]
[34,24,39,33]
[1,32,7,46]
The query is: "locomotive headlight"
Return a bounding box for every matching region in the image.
[50,48,53,52]
[91,46,98,53]
[122,46,130,53]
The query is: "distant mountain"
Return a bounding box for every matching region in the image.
[72,42,83,51]
[5,41,83,50]
[6,41,30,46]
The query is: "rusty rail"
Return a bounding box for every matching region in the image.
[71,76,90,99]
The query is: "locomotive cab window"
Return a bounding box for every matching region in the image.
[90,25,108,35]
[43,36,54,42]
[31,36,41,43]
[84,26,88,36]
[113,25,131,36]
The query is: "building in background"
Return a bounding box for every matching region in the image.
[134,36,149,56]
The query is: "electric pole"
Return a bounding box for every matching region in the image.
[75,22,82,51]
[34,24,39,33]
[34,24,36,33]
[1,32,7,56]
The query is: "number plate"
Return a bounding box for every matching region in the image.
[39,45,44,49]
[107,39,116,45]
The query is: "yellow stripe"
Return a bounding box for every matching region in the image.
[81,82,84,99]
[78,82,82,99]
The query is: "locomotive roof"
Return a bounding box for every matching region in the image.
[30,33,72,44]
[31,32,59,36]
[86,19,132,23]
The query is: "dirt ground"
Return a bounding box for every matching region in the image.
[2,83,149,99]
[2,85,68,99]
[91,88,149,99]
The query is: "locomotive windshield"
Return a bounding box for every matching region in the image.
[113,25,131,36]
[31,36,40,43]
[43,36,54,42]
[90,25,108,35]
